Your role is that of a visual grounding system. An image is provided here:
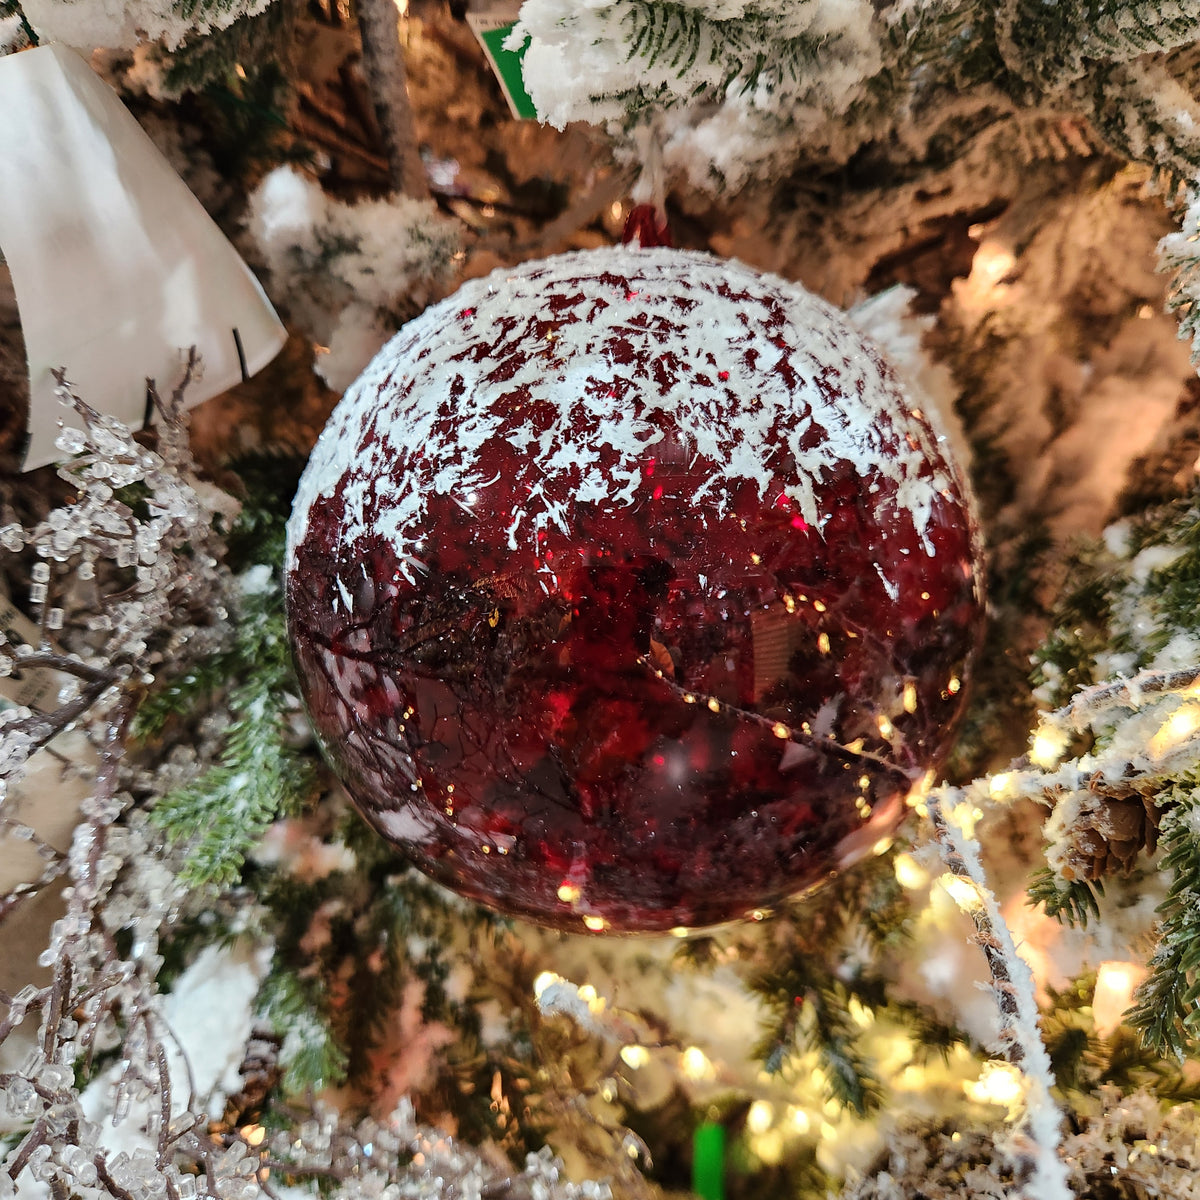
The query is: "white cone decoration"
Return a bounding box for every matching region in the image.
[0,44,287,469]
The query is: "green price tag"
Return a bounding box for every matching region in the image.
[467,15,538,120]
[692,1121,726,1200]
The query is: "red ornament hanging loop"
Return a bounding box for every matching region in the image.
[622,203,672,248]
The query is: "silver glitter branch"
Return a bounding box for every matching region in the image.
[0,363,615,1200]
[0,358,238,1200]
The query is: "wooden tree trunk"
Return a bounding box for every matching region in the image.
[354,0,428,198]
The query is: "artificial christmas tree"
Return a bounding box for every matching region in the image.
[6,3,1200,1200]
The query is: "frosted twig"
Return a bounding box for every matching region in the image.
[8,1118,48,1182]
[925,788,1071,1200]
[0,817,68,918]
[41,957,71,1057]
[0,986,47,1043]
[1044,663,1200,733]
[0,670,118,759]
[95,1157,138,1200]
[0,651,117,683]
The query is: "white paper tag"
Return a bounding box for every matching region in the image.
[0,45,287,471]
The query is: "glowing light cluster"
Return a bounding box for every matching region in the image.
[1150,703,1200,758]
[1092,960,1147,1038]
[963,1061,1025,1115]
[1030,725,1069,768]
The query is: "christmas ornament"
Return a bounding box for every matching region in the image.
[286,247,983,933]
[0,44,285,469]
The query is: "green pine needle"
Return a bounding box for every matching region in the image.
[750,965,881,1116]
[150,591,317,889]
[1028,866,1103,928]
[150,709,315,889]
[256,968,349,1094]
[144,447,317,890]
[1127,779,1200,1060]
[612,0,843,110]
[134,655,236,742]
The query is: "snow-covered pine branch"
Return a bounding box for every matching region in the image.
[924,790,1071,1200]
[1079,58,1200,193]
[17,0,275,50]
[511,0,881,131]
[246,166,458,390]
[1161,187,1200,367]
[995,0,1200,91]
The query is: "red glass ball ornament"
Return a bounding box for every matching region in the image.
[286,247,984,934]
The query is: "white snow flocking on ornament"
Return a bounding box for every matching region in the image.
[0,44,287,470]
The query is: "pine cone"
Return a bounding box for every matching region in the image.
[1058,782,1160,882]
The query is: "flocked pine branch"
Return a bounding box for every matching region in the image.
[511,0,1200,205]
[253,965,349,1094]
[510,0,881,130]
[14,0,275,50]
[1160,187,1200,366]
[995,0,1200,91]
[750,960,882,1116]
[924,789,1072,1200]
[1079,58,1200,193]
[1126,774,1200,1060]
[934,493,1200,1062]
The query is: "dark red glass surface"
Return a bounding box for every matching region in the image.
[287,254,984,933]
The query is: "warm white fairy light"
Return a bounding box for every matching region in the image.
[533,971,561,999]
[1030,725,1069,768]
[1149,703,1200,757]
[949,800,984,840]
[874,1033,915,1073]
[938,872,983,911]
[680,1046,715,1080]
[893,852,929,891]
[620,1044,650,1069]
[964,1061,1025,1115]
[1093,961,1147,1038]
[847,997,874,1028]
[788,1106,811,1134]
[752,1129,785,1164]
[747,1100,774,1135]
